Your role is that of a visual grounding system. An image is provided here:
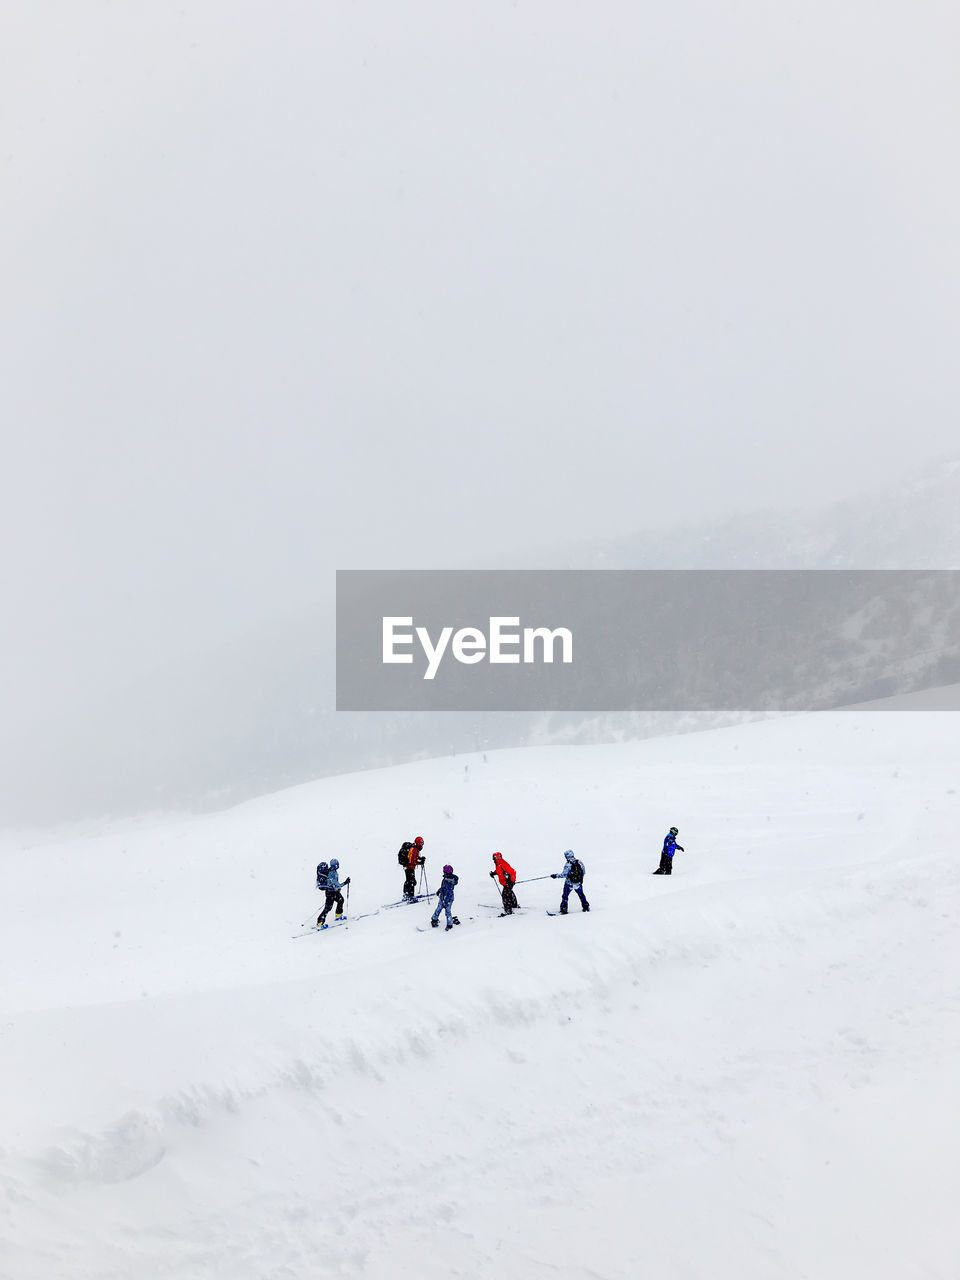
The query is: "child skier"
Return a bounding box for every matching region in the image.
[431,864,460,931]
[318,858,351,927]
[490,851,519,915]
[551,850,590,914]
[397,836,426,901]
[653,827,684,875]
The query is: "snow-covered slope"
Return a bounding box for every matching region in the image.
[2,708,959,1279]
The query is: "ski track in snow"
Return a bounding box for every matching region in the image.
[1,711,959,1278]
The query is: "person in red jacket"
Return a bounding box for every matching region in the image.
[490,851,519,915]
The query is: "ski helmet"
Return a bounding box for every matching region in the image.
[329,858,339,870]
[493,851,502,860]
[669,827,678,836]
[443,864,453,875]
[564,849,575,861]
[414,836,424,849]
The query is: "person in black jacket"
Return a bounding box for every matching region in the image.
[398,835,425,900]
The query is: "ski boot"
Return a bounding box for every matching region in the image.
[445,923,453,931]
[452,917,460,926]
[431,918,439,928]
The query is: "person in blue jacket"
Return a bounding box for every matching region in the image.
[431,864,461,931]
[317,858,351,927]
[653,827,684,875]
[551,850,590,914]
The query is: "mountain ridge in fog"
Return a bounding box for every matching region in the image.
[550,453,960,570]
[3,456,958,829]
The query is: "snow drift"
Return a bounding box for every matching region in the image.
[1,705,958,1278]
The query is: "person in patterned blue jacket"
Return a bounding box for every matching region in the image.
[430,865,460,931]
[551,850,590,914]
[653,827,684,875]
[317,858,351,927]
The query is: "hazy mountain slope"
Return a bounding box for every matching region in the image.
[3,458,958,827]
[565,454,960,570]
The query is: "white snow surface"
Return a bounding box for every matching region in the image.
[2,709,959,1279]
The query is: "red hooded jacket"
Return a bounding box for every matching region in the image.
[492,852,516,886]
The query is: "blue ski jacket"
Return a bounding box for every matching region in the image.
[437,872,459,905]
[661,834,683,859]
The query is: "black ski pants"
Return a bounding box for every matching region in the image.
[318,889,344,923]
[500,878,519,913]
[653,852,673,875]
[403,864,418,899]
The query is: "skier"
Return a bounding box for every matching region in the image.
[430,864,460,931]
[551,850,590,914]
[318,858,351,927]
[653,826,684,875]
[490,851,519,915]
[397,835,426,901]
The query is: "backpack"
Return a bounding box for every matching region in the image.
[397,843,412,867]
[568,859,584,885]
[317,861,329,889]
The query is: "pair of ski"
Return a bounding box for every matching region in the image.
[291,915,370,938]
[478,902,526,918]
[481,903,589,918]
[293,892,435,938]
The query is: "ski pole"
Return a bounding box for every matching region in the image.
[302,894,324,928]
[515,875,555,885]
[344,880,350,930]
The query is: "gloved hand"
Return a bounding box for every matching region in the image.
[677,845,684,853]
[489,871,495,878]
[551,873,559,879]
[345,877,351,885]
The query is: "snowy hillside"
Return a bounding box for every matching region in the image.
[2,707,959,1279]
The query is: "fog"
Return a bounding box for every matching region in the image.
[3,1,959,825]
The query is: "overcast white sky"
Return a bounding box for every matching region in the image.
[2,0,960,732]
